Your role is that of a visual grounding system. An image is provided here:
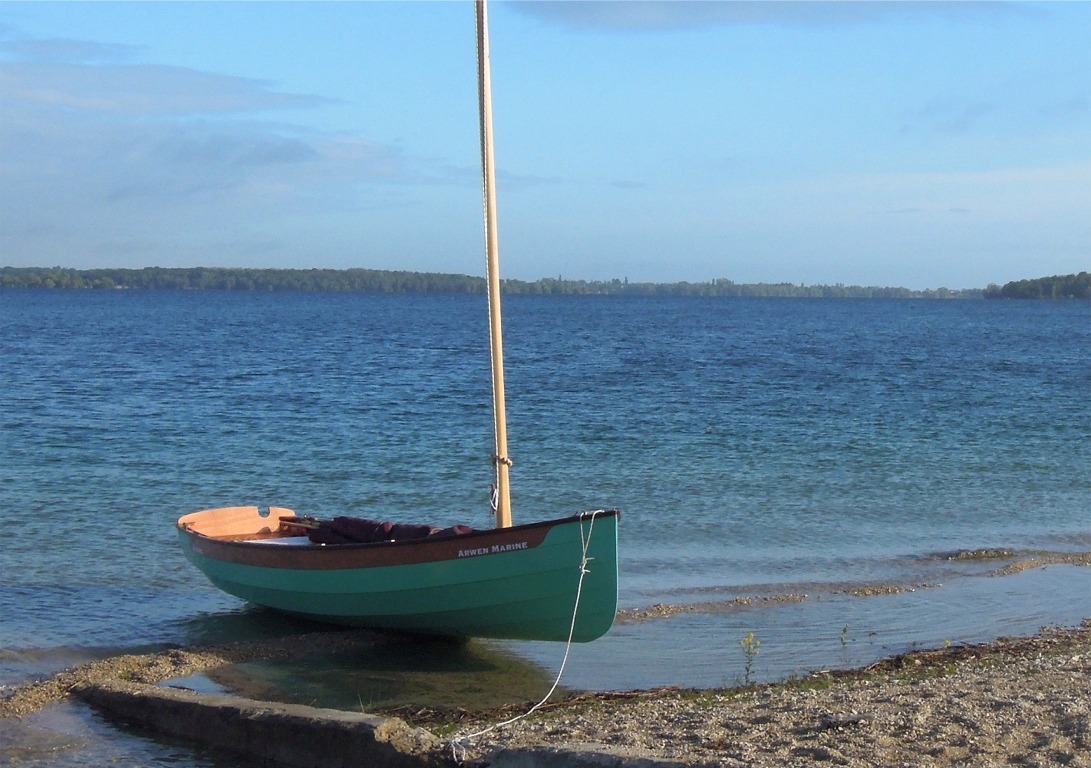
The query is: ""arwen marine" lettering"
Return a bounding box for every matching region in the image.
[457,541,528,558]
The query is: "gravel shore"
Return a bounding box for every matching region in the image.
[3,620,1089,767]
[450,620,1091,767]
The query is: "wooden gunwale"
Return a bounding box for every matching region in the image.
[179,509,618,571]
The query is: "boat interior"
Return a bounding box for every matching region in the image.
[178,505,477,546]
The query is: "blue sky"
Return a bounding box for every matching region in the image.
[1,1,1088,289]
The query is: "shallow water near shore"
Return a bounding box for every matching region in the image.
[2,291,1088,765]
[180,561,1091,708]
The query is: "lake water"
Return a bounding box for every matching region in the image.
[1,290,1088,765]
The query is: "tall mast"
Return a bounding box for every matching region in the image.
[476,0,512,528]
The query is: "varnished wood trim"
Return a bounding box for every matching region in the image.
[179,509,618,571]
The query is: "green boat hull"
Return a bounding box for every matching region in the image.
[178,509,618,642]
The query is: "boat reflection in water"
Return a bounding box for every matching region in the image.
[196,632,565,713]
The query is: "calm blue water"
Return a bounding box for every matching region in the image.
[1,291,1089,765]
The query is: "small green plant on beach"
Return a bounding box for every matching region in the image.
[739,631,761,684]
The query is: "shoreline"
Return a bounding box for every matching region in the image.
[449,620,1091,766]
[3,619,1089,766]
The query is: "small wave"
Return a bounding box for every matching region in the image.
[616,594,807,622]
[988,551,1091,576]
[940,548,1019,561]
[933,548,1091,575]
[618,550,1091,623]
[926,547,1091,564]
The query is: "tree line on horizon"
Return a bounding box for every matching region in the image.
[0,265,1085,299]
[982,272,1089,300]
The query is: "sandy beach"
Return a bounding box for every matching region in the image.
[3,619,1089,766]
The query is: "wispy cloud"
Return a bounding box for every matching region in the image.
[516,0,1022,32]
[2,36,142,64]
[0,34,458,267]
[161,132,318,169]
[1039,95,1091,122]
[902,89,1090,137]
[909,100,999,134]
[2,60,327,116]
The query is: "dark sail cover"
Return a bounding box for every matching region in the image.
[291,516,475,545]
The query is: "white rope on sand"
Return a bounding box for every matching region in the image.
[449,509,602,764]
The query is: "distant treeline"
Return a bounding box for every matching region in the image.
[983,272,1089,300]
[0,266,482,293]
[3,266,1087,299]
[0,266,982,298]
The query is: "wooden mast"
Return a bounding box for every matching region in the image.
[476,0,512,528]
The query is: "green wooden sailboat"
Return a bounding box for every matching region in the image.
[177,0,619,643]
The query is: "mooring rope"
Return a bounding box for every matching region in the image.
[449,509,602,764]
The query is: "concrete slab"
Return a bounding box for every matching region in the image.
[75,678,708,768]
[74,678,445,768]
